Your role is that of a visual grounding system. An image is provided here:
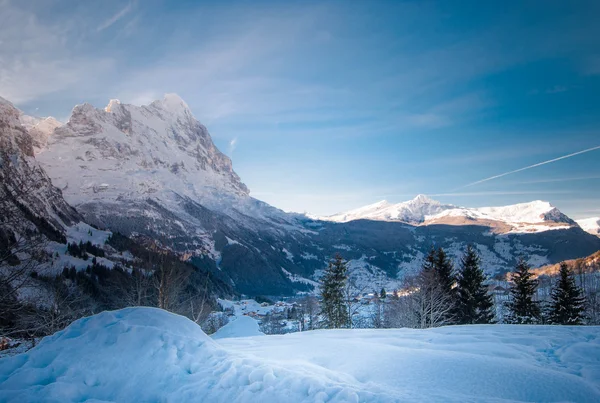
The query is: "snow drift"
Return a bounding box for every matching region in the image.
[1,308,600,402]
[212,315,264,339]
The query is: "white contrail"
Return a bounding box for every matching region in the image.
[460,145,600,189]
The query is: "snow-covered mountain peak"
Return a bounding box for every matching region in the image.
[318,195,454,223]
[37,94,250,210]
[150,93,191,116]
[472,200,574,225]
[411,194,437,205]
[105,99,121,112]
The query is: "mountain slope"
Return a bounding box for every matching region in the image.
[577,217,600,236]
[18,114,62,153]
[0,96,79,243]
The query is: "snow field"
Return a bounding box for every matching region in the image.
[1,307,599,402]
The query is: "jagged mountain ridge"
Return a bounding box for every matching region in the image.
[15,94,600,295]
[37,94,249,206]
[19,113,63,153]
[311,195,454,224]
[315,195,576,233]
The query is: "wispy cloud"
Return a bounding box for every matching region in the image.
[228,137,238,154]
[0,2,115,104]
[459,145,600,189]
[97,2,134,32]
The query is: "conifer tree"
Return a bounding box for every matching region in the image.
[548,263,586,325]
[320,254,349,329]
[456,245,495,324]
[422,247,436,273]
[435,247,455,297]
[506,259,540,324]
[380,287,387,299]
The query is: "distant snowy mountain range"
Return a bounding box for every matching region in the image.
[312,195,578,234]
[3,93,599,295]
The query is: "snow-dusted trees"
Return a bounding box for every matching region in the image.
[548,263,586,325]
[320,254,349,329]
[506,259,541,324]
[455,245,495,324]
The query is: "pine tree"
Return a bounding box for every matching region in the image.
[548,263,586,325]
[506,259,540,324]
[422,247,436,273]
[380,287,387,299]
[320,254,349,329]
[435,247,455,297]
[456,245,495,324]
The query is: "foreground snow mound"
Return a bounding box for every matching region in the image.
[1,308,599,402]
[212,315,264,339]
[0,308,391,402]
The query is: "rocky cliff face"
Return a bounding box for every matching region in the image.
[0,97,79,244]
[37,94,248,207]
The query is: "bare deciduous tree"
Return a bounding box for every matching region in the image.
[413,269,455,328]
[343,277,369,329]
[153,256,189,311]
[296,295,319,331]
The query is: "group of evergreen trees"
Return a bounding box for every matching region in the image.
[419,245,495,326]
[66,241,105,260]
[506,260,586,325]
[320,245,587,330]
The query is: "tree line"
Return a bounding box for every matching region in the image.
[319,245,588,329]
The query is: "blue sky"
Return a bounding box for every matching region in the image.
[2,0,600,218]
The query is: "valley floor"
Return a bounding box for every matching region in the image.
[0,308,599,402]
